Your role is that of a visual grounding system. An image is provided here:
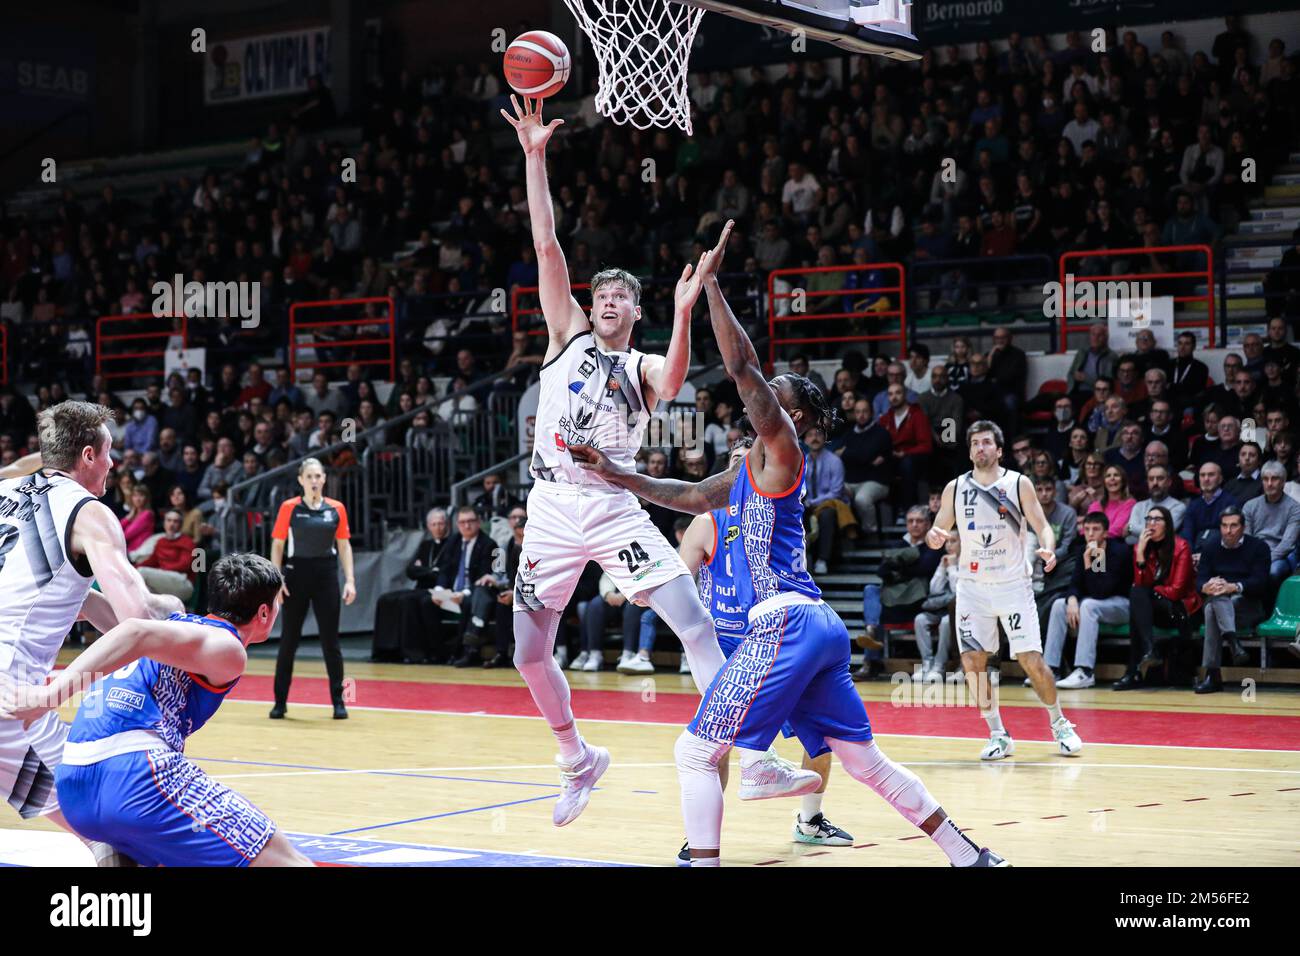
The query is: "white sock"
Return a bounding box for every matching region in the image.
[554,724,584,764]
[736,747,766,770]
[930,817,981,867]
[1046,701,1064,724]
[691,856,721,867]
[800,791,824,821]
[982,708,1005,735]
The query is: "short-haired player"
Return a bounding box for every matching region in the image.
[0,554,312,867]
[499,95,731,825]
[926,421,1084,759]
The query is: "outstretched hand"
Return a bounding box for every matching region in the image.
[699,219,733,284]
[499,94,564,154]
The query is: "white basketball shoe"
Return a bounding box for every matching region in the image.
[979,732,1015,761]
[1052,716,1083,756]
[553,742,610,827]
[738,751,822,800]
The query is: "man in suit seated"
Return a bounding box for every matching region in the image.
[437,505,501,667]
[371,507,451,663]
[1194,507,1271,694]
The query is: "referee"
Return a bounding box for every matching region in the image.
[269,457,356,720]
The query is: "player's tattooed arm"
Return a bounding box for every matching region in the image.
[926,479,958,549]
[569,444,739,514]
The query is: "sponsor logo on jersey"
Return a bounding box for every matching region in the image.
[728,504,739,516]
[715,584,736,596]
[717,618,744,630]
[106,686,146,712]
[579,360,596,377]
[724,526,740,545]
[631,558,665,582]
[520,582,535,596]
[964,508,976,517]
[577,393,614,412]
[967,521,976,530]
[554,432,567,451]
[980,532,994,547]
[568,381,585,394]
[969,562,979,572]
[521,556,540,579]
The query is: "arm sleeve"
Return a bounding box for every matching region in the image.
[271,500,294,541]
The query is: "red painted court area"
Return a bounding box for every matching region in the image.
[228,674,1300,752]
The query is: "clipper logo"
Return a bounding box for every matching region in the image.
[106,687,146,711]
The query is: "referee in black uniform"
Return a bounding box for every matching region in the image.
[269,457,356,719]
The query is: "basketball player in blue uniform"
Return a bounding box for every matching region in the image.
[0,554,312,867]
[573,220,1007,867]
[675,438,853,861]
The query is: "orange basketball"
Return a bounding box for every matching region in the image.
[503,30,571,99]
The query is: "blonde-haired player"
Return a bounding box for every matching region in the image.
[926,420,1084,760]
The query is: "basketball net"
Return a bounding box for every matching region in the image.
[560,0,705,135]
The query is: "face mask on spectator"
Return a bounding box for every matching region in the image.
[132,409,147,422]
[132,468,145,481]
[1056,407,1073,423]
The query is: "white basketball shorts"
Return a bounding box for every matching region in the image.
[954,577,1042,659]
[0,711,67,819]
[513,480,689,613]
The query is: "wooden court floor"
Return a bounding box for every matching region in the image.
[5,652,1300,867]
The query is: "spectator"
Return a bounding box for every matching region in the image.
[1224,442,1264,503]
[1045,511,1132,689]
[1044,396,1078,463]
[1194,508,1271,693]
[904,344,934,394]
[269,368,304,408]
[1114,505,1200,690]
[1067,323,1116,401]
[1214,415,1244,477]
[1243,461,1300,589]
[839,397,892,534]
[1092,397,1130,453]
[872,362,916,417]
[987,327,1028,431]
[1113,358,1146,407]
[304,372,348,418]
[174,444,206,502]
[1087,464,1137,538]
[912,531,958,681]
[1182,461,1239,553]
[804,426,856,575]
[120,485,156,552]
[1069,451,1107,514]
[473,471,519,523]
[918,364,964,482]
[198,437,242,501]
[1128,330,1173,377]
[122,398,159,454]
[1079,377,1114,433]
[1169,331,1210,414]
[856,506,941,681]
[1104,422,1148,497]
[435,506,498,668]
[1127,464,1188,543]
[880,381,933,504]
[958,352,1001,425]
[132,508,197,603]
[1144,402,1187,471]
[1059,426,1093,485]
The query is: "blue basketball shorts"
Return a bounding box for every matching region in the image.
[691,600,872,757]
[55,748,276,867]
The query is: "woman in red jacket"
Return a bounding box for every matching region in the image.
[1114,506,1203,690]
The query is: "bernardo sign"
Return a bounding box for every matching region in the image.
[205,26,331,105]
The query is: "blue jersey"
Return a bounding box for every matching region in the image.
[68,613,242,753]
[730,453,820,606]
[697,508,749,636]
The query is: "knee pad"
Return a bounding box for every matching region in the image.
[511,608,561,669]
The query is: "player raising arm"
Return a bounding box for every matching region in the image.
[926,422,1083,760]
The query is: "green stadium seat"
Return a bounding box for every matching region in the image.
[1257,575,1300,670]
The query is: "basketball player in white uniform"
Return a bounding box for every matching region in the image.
[500,95,729,825]
[0,402,183,862]
[927,420,1083,760]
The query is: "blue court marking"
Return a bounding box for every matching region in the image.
[188,754,561,788]
[288,833,636,867]
[329,793,561,835]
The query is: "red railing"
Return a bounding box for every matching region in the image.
[767,263,906,367]
[95,313,188,383]
[288,297,396,381]
[0,323,7,386]
[512,283,591,335]
[1057,244,1215,352]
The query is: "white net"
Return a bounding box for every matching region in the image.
[560,0,705,135]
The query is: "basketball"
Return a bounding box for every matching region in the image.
[503,30,571,99]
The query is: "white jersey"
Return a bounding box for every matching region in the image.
[0,471,97,683]
[954,468,1031,585]
[531,329,652,489]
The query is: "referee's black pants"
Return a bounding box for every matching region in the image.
[275,557,345,706]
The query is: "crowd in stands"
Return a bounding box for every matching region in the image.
[1,18,1299,683]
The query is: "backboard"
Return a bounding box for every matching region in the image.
[678,0,921,60]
